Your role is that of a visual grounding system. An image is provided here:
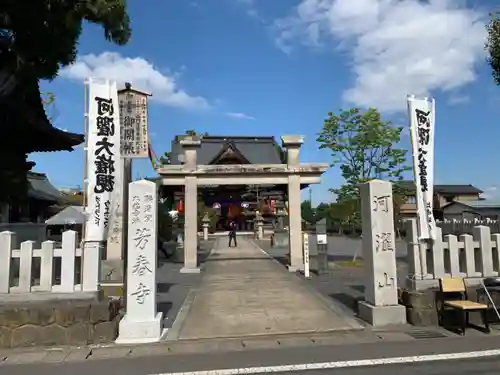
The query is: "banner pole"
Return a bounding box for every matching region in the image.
[82,79,89,241]
[407,95,425,281]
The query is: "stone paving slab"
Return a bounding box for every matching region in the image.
[255,238,409,316]
[173,238,363,340]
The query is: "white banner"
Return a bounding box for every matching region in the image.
[118,89,149,158]
[408,96,437,240]
[85,78,121,241]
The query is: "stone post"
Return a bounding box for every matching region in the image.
[315,218,329,275]
[180,136,201,274]
[281,135,304,272]
[101,157,131,297]
[255,211,264,240]
[358,180,406,326]
[116,180,166,343]
[202,213,210,241]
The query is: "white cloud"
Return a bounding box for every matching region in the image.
[274,0,487,113]
[60,52,210,110]
[226,112,256,120]
[448,94,470,105]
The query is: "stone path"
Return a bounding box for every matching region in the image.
[172,238,363,340]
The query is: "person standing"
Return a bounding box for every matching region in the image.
[228,219,237,247]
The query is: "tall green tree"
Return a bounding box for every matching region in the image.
[315,202,330,221]
[327,201,357,234]
[300,200,315,224]
[486,11,500,85]
[317,108,410,218]
[1,0,131,79]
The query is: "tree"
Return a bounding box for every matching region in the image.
[315,203,330,221]
[317,108,410,213]
[327,200,359,234]
[184,130,209,136]
[197,201,217,232]
[486,11,500,85]
[41,91,58,122]
[159,151,171,165]
[1,0,131,79]
[301,200,315,224]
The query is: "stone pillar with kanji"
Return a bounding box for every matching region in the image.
[116,180,166,343]
[358,180,406,326]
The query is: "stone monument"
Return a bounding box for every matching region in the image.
[116,180,166,344]
[202,213,210,241]
[272,213,289,247]
[358,180,406,326]
[315,218,329,275]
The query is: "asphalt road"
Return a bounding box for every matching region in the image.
[3,335,500,375]
[273,357,500,375]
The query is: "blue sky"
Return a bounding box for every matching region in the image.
[33,0,500,205]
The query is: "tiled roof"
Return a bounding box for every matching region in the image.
[434,184,483,194]
[27,172,64,202]
[45,206,86,225]
[399,181,483,194]
[451,200,500,209]
[2,76,84,152]
[169,136,283,165]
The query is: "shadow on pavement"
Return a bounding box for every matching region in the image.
[329,292,364,313]
[157,301,173,316]
[157,282,174,294]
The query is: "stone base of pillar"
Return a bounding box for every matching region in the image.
[287,264,304,272]
[358,301,406,326]
[406,277,439,291]
[180,267,201,274]
[115,312,167,344]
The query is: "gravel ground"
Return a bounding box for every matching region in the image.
[156,239,215,328]
[254,235,409,317]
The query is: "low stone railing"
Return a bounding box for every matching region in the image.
[0,230,95,293]
[405,219,500,290]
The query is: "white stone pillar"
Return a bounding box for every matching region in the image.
[358,180,406,326]
[106,157,129,260]
[202,223,209,241]
[257,221,264,240]
[102,158,131,295]
[202,213,210,241]
[116,180,166,344]
[180,137,201,274]
[282,135,304,272]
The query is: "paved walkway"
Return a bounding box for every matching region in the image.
[172,238,363,340]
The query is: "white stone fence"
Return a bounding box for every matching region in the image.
[405,219,500,290]
[0,230,95,294]
[436,218,498,225]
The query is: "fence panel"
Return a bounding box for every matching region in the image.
[405,219,500,288]
[0,230,84,294]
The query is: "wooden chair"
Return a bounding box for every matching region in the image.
[438,277,490,335]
